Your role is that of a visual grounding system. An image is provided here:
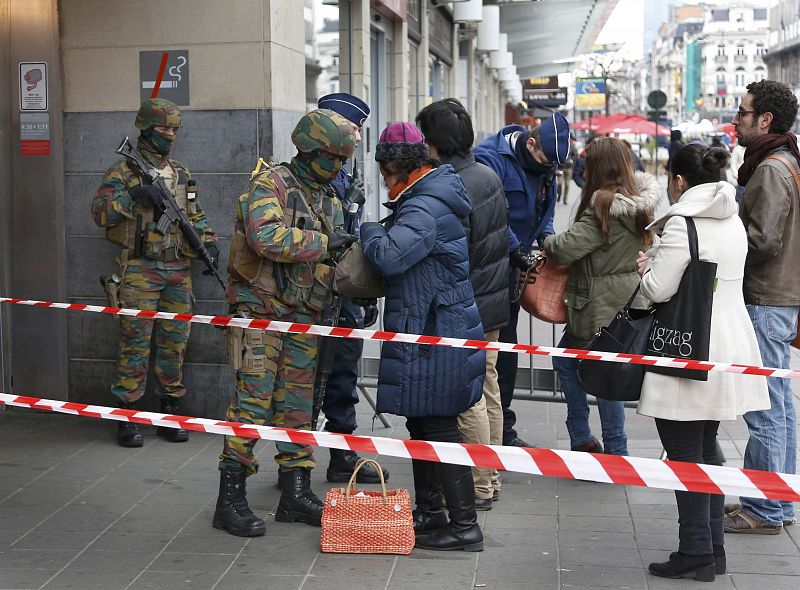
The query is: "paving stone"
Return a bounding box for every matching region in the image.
[558,514,634,533]
[729,573,800,590]
[559,564,647,588]
[301,575,390,590]
[129,571,216,589]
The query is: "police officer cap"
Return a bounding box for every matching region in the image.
[317,93,370,127]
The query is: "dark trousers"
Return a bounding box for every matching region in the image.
[497,299,521,444]
[406,415,462,445]
[322,299,363,434]
[655,418,724,555]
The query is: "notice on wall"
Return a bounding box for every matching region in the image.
[139,50,190,105]
[20,112,51,156]
[19,62,48,111]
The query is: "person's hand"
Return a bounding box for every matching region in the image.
[536,232,554,251]
[129,185,162,207]
[362,304,379,327]
[327,230,358,253]
[509,246,533,271]
[202,243,220,276]
[636,250,651,277]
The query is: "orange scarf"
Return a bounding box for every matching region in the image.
[388,164,433,201]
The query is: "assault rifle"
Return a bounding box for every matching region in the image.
[115,136,226,294]
[311,168,366,430]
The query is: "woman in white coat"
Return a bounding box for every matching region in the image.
[636,143,770,582]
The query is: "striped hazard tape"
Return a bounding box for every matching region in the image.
[1,296,797,379]
[2,392,799,502]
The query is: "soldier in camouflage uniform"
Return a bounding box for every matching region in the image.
[213,109,357,537]
[91,98,218,448]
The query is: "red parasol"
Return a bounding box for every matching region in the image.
[594,114,671,136]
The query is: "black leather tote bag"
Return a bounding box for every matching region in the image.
[645,217,716,381]
[577,285,655,402]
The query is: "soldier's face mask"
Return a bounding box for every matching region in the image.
[143,127,177,155]
[309,150,347,183]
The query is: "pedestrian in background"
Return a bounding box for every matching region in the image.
[473,112,571,449]
[360,122,486,552]
[544,137,660,455]
[637,143,769,581]
[724,79,800,535]
[416,98,509,509]
[316,92,388,486]
[91,98,218,448]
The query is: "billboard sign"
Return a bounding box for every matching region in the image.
[575,77,606,110]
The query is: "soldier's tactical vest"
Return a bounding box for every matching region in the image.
[228,164,336,311]
[105,159,199,262]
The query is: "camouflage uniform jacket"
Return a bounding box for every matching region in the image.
[227,162,344,318]
[91,140,217,271]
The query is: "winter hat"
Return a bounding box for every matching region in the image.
[317,92,370,127]
[375,122,429,162]
[538,112,571,166]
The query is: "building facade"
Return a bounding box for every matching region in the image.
[764,0,800,117]
[0,0,529,413]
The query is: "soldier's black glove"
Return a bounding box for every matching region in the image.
[362,303,379,328]
[537,232,554,251]
[327,230,358,254]
[509,246,534,271]
[202,243,219,276]
[342,178,365,209]
[129,185,162,208]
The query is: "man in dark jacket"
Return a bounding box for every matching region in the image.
[417,98,509,508]
[473,112,570,448]
[666,129,684,172]
[724,80,800,535]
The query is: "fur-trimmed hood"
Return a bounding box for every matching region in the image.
[590,171,664,218]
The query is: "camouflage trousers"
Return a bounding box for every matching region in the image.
[111,264,192,404]
[219,307,319,475]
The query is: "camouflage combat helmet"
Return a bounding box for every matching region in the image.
[135,98,182,130]
[291,109,356,157]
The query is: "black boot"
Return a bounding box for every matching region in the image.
[412,459,447,533]
[275,468,323,526]
[212,468,266,537]
[326,449,390,483]
[649,552,715,582]
[669,545,725,575]
[414,463,483,552]
[157,397,189,442]
[116,403,143,448]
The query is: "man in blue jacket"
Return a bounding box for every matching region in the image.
[473,112,570,449]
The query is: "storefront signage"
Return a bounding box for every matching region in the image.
[575,77,606,110]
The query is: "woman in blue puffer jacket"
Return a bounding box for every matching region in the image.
[360,122,485,552]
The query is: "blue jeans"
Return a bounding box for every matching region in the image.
[740,304,798,526]
[553,334,629,455]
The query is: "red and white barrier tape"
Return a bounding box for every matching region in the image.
[2,392,799,502]
[1,295,797,379]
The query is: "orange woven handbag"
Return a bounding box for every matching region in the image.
[519,252,568,324]
[320,459,415,554]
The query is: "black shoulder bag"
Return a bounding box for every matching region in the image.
[645,216,716,381]
[576,285,655,402]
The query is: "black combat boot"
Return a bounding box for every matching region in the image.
[414,463,483,552]
[275,468,324,526]
[156,397,189,442]
[212,468,266,537]
[116,403,143,448]
[412,459,447,533]
[327,448,390,483]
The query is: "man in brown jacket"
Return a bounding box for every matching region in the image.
[724,80,800,535]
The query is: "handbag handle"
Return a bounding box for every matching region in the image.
[344,458,388,503]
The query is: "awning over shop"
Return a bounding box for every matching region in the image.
[499,0,619,78]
